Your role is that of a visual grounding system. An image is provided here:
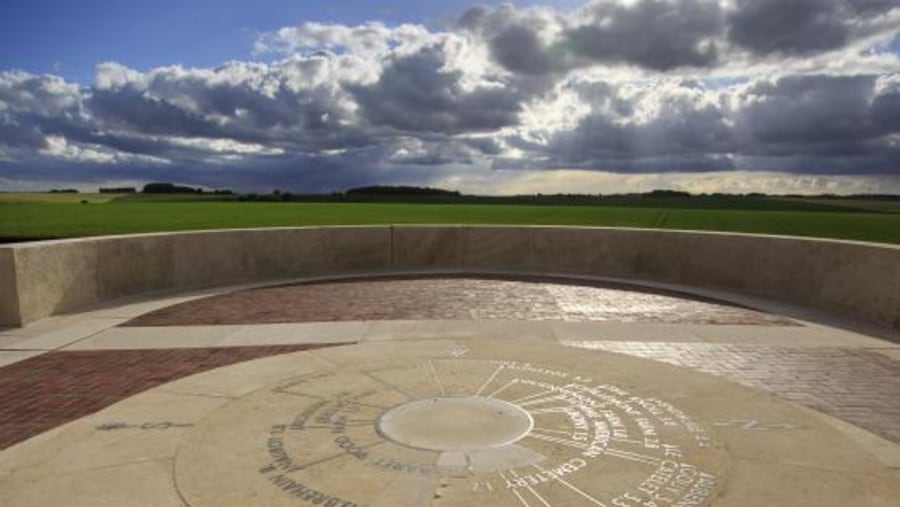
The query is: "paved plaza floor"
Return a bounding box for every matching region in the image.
[1,275,899,505]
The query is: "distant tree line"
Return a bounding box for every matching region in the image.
[346,185,461,197]
[138,183,234,195]
[235,185,900,205]
[143,183,204,194]
[29,184,900,203]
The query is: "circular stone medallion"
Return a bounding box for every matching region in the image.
[174,340,899,507]
[378,397,534,451]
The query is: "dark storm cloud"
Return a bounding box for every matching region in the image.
[489,25,560,76]
[85,59,368,153]
[527,74,900,174]
[350,44,524,134]
[872,86,900,131]
[728,0,852,56]
[0,121,48,150]
[730,74,900,172]
[460,0,723,74]
[458,5,566,75]
[87,87,217,138]
[848,0,900,14]
[537,80,735,171]
[728,0,898,56]
[566,0,723,71]
[460,0,898,75]
[734,75,879,146]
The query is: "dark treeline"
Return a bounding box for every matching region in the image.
[346,185,461,197]
[140,183,233,195]
[223,186,897,213]
[240,186,899,203]
[143,183,204,194]
[17,185,900,206]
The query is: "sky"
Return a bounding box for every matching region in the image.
[1,0,899,195]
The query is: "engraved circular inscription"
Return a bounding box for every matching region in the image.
[378,397,534,451]
[175,340,891,506]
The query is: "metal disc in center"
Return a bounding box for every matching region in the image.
[377,396,533,452]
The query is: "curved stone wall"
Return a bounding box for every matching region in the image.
[1,226,898,330]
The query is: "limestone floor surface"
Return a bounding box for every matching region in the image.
[1,275,899,505]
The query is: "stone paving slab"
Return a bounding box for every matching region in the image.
[62,322,370,351]
[2,340,898,507]
[0,317,127,351]
[122,275,798,327]
[58,319,898,352]
[362,319,560,342]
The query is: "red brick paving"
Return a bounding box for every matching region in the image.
[2,342,900,451]
[0,345,341,450]
[123,275,796,327]
[582,342,900,445]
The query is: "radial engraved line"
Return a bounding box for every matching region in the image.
[270,388,329,400]
[519,395,569,407]
[271,389,388,410]
[532,427,573,436]
[474,365,505,397]
[293,440,389,471]
[510,469,552,507]
[609,437,644,446]
[499,471,533,507]
[605,449,661,466]
[528,407,577,415]
[359,370,416,399]
[342,421,377,428]
[428,360,446,397]
[525,432,590,450]
[532,464,608,507]
[289,452,347,472]
[486,379,518,399]
[511,389,555,404]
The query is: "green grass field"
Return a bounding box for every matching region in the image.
[2,193,900,245]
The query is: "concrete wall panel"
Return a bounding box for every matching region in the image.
[12,240,100,324]
[0,248,20,327]
[393,226,463,271]
[0,227,898,330]
[240,228,327,280]
[322,226,391,274]
[171,232,251,288]
[462,226,532,272]
[97,235,175,300]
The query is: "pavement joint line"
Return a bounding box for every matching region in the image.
[156,389,241,400]
[52,321,131,352]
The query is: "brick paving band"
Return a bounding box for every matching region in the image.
[576,342,900,445]
[0,345,339,450]
[123,275,797,327]
[3,342,899,451]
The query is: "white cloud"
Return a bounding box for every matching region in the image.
[40,135,169,165]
